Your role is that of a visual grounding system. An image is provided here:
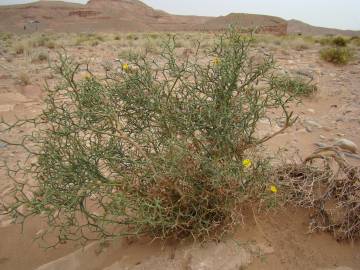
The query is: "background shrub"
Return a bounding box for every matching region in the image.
[271,75,317,97]
[320,47,353,64]
[332,36,348,47]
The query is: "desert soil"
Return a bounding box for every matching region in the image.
[0,33,359,270]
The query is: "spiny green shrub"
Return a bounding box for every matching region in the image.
[0,30,298,246]
[320,47,353,64]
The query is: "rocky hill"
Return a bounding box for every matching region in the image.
[0,0,210,33]
[288,19,360,36]
[0,0,285,34]
[0,0,358,36]
[200,13,287,35]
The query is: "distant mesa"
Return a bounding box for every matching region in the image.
[0,0,358,35]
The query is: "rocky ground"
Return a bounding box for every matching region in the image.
[0,33,359,270]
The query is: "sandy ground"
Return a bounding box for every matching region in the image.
[0,34,359,270]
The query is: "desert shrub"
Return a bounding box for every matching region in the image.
[45,40,56,49]
[318,36,348,47]
[31,50,49,63]
[317,36,334,46]
[320,47,353,64]
[16,72,30,85]
[0,30,298,246]
[143,39,160,54]
[126,33,139,41]
[147,33,159,39]
[13,41,26,54]
[271,75,317,97]
[350,36,360,47]
[291,39,310,51]
[0,32,13,47]
[332,36,348,47]
[28,34,55,48]
[0,32,12,40]
[75,33,105,46]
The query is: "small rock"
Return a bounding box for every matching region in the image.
[298,70,314,79]
[304,120,322,128]
[319,135,326,140]
[307,108,315,114]
[0,104,15,112]
[0,142,7,149]
[322,127,332,132]
[315,142,328,148]
[296,128,307,134]
[343,152,360,160]
[334,139,358,153]
[305,126,312,133]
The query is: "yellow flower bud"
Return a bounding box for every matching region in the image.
[270,185,278,193]
[242,159,252,168]
[212,58,221,65]
[122,63,129,72]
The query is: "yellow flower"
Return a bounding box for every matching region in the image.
[122,63,129,72]
[270,185,278,193]
[242,159,252,168]
[212,57,221,65]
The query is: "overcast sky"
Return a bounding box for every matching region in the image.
[1,0,359,30]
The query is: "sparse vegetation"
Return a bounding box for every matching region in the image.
[0,32,13,47]
[0,30,299,246]
[320,47,353,64]
[13,41,26,55]
[271,75,317,97]
[332,36,348,47]
[350,36,360,47]
[291,39,310,51]
[16,72,30,85]
[318,36,349,47]
[126,33,139,41]
[75,33,105,46]
[31,50,49,63]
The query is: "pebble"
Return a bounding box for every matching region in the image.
[0,104,15,112]
[0,142,8,149]
[322,127,332,132]
[314,142,328,148]
[304,120,322,132]
[304,120,322,128]
[307,108,315,114]
[294,69,314,79]
[334,139,358,153]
